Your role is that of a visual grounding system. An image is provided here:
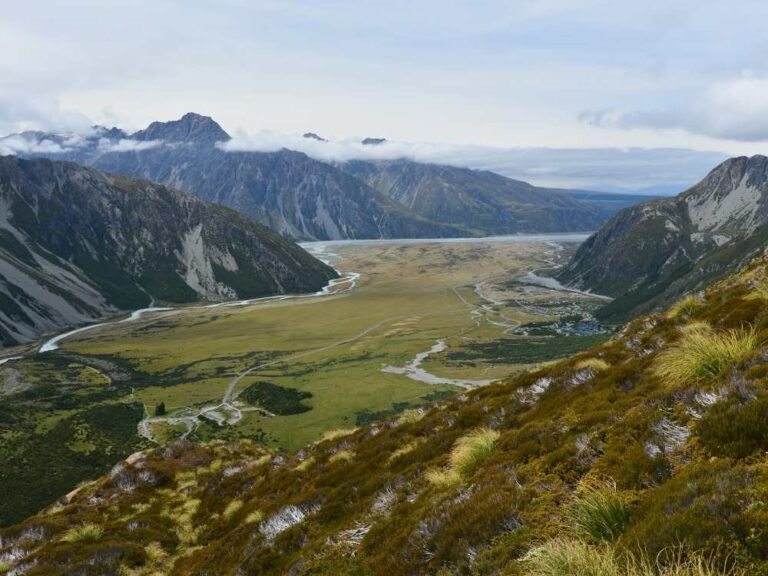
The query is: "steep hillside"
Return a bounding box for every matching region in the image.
[5,251,768,574]
[557,155,768,321]
[341,159,609,234]
[0,156,337,345]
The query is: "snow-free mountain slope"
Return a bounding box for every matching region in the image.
[340,158,609,234]
[557,155,768,320]
[0,156,336,345]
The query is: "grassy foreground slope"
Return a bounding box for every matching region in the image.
[5,253,768,574]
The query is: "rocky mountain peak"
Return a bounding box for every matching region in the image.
[131,112,231,145]
[302,132,327,142]
[361,137,387,145]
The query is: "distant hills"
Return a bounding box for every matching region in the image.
[557,154,768,320]
[0,156,337,346]
[1,113,651,240]
[341,159,655,235]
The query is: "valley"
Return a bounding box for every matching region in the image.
[0,235,608,525]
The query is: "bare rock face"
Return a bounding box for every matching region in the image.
[0,156,337,346]
[557,155,768,321]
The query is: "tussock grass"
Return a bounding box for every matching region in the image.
[575,358,611,372]
[425,468,462,488]
[667,295,702,319]
[321,428,357,443]
[570,479,631,542]
[0,562,13,574]
[329,449,355,463]
[745,278,768,301]
[223,499,244,519]
[524,538,620,575]
[396,408,425,426]
[524,538,745,576]
[449,428,500,476]
[245,510,265,524]
[61,523,104,543]
[144,542,167,563]
[653,323,759,388]
[294,456,315,472]
[427,428,500,487]
[388,438,426,463]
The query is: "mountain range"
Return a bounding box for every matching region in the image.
[0,156,337,346]
[557,154,768,320]
[1,113,652,241]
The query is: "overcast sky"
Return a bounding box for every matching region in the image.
[3,0,768,191]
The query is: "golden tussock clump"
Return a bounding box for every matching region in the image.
[426,428,500,488]
[653,322,759,388]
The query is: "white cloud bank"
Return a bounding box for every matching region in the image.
[582,74,768,143]
[220,131,726,192]
[0,130,162,156]
[0,125,728,193]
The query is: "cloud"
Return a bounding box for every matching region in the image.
[582,74,768,142]
[0,134,67,156]
[0,129,163,156]
[97,138,163,153]
[220,131,726,192]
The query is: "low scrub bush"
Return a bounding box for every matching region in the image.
[653,323,758,388]
[571,479,631,542]
[697,395,768,458]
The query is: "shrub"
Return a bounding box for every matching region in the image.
[61,523,104,543]
[697,395,768,458]
[570,479,631,542]
[652,323,759,388]
[668,295,702,319]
